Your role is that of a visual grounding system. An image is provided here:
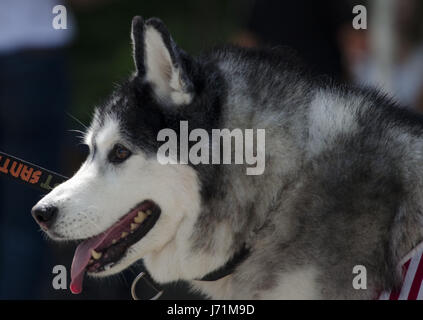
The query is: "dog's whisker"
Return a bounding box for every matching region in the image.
[67,112,88,130]
[68,129,86,135]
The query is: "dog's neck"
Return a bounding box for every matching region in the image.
[143,215,241,284]
[196,244,250,281]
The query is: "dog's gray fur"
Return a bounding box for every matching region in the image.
[34,17,423,299]
[188,46,423,299]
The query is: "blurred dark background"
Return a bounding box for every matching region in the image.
[0,0,423,299]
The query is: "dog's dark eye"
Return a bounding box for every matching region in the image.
[109,144,132,164]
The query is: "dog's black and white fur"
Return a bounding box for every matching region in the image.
[33,16,423,299]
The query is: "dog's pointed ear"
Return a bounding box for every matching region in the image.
[131,16,194,106]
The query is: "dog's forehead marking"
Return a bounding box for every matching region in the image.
[94,116,121,152]
[84,114,121,157]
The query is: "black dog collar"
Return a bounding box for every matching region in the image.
[197,245,250,281]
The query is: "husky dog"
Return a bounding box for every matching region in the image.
[32,16,423,299]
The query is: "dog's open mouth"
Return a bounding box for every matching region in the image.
[70,200,161,294]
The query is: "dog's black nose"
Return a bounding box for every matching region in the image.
[31,205,58,229]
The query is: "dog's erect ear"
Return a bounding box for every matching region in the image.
[131,16,194,106]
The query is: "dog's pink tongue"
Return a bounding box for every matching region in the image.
[70,234,107,294]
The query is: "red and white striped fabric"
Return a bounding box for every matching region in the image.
[378,242,423,300]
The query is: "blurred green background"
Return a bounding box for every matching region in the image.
[70,0,250,124]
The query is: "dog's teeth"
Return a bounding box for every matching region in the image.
[134,211,147,223]
[91,250,102,260]
[131,223,139,231]
[112,239,117,244]
[104,263,115,271]
[121,232,128,238]
[146,209,152,215]
[89,259,94,264]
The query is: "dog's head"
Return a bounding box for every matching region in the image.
[31,17,221,293]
